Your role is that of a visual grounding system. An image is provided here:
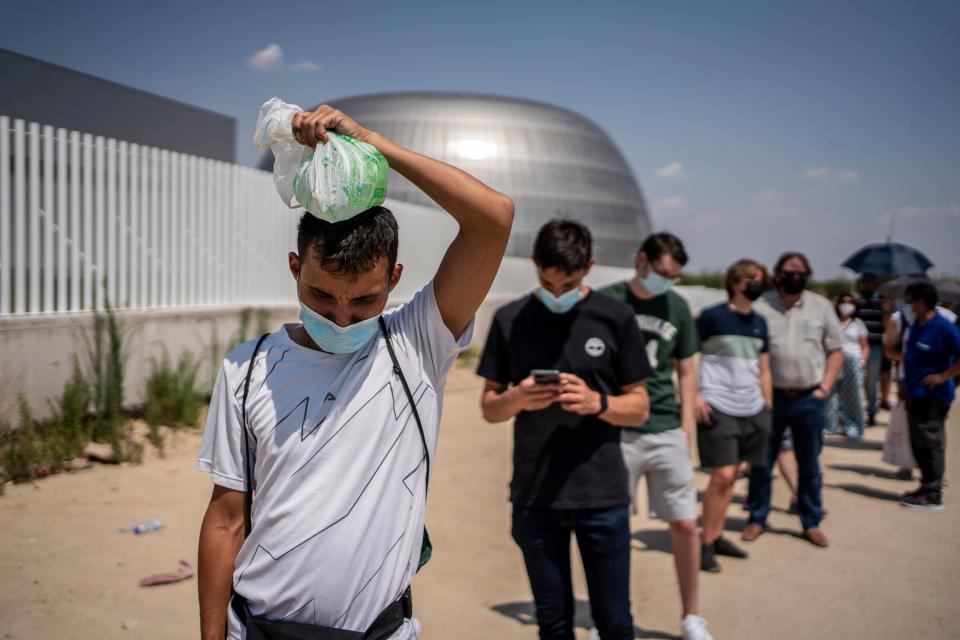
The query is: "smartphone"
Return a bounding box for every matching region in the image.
[531,369,561,385]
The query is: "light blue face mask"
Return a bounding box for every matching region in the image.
[642,270,676,297]
[537,286,582,314]
[299,302,381,353]
[901,305,916,326]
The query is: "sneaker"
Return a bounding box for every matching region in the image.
[845,428,862,439]
[901,493,944,512]
[712,535,748,559]
[700,543,721,573]
[682,614,714,640]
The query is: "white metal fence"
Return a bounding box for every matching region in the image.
[0,115,297,316]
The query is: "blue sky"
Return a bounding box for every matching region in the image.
[3,0,958,276]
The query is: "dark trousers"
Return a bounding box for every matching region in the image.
[747,390,825,531]
[865,343,883,418]
[511,505,633,640]
[905,395,950,495]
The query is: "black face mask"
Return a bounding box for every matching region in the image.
[778,273,807,295]
[744,281,765,301]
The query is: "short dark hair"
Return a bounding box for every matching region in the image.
[905,281,938,308]
[640,232,688,266]
[725,258,768,298]
[297,206,399,278]
[532,219,593,274]
[773,252,813,277]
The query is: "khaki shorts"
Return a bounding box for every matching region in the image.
[621,428,697,522]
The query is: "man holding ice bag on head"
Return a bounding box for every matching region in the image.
[197,100,514,640]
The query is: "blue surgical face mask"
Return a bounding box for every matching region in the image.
[642,270,676,297]
[902,305,916,325]
[537,286,582,314]
[299,302,381,353]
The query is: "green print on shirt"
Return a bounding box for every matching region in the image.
[598,283,700,433]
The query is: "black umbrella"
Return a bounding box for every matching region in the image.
[879,276,960,305]
[842,242,933,277]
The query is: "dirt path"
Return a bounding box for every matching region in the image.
[2,376,958,639]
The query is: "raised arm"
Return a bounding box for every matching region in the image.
[292,106,515,337]
[198,486,245,640]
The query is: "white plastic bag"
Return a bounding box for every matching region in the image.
[253,97,389,222]
[882,402,916,468]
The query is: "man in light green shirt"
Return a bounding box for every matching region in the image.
[600,232,712,640]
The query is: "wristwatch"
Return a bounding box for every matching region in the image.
[594,392,609,416]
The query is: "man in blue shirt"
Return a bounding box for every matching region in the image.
[900,282,960,512]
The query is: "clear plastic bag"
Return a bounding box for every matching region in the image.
[882,402,916,468]
[253,97,389,222]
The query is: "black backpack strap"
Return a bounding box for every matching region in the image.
[378,317,430,490]
[241,333,271,538]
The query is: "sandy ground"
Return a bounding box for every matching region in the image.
[2,367,959,639]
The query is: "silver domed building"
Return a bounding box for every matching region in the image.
[259,92,651,267]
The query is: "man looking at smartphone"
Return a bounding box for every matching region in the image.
[477,219,652,640]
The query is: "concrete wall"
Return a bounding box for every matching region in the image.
[0,280,723,423]
[0,48,236,162]
[0,304,299,422]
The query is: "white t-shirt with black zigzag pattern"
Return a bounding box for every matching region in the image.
[197,282,471,639]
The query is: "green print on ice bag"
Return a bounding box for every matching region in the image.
[254,97,389,223]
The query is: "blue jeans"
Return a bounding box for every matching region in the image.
[511,505,633,640]
[747,390,826,531]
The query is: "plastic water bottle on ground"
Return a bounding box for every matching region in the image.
[132,519,164,535]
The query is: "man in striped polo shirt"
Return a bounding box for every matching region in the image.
[694,259,772,572]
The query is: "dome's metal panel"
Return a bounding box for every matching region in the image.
[258,92,651,267]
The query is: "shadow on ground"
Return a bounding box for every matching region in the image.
[823,438,883,451]
[490,600,680,639]
[631,519,804,555]
[827,463,913,481]
[825,482,903,503]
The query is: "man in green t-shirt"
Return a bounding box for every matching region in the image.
[600,232,710,640]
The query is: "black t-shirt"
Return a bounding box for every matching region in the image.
[477,290,652,509]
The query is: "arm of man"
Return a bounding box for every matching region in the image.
[815,349,844,399]
[816,302,846,398]
[481,378,561,423]
[557,374,649,426]
[884,314,902,361]
[924,361,960,387]
[759,352,774,408]
[922,323,960,388]
[198,486,246,640]
[292,107,514,338]
[676,356,698,439]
